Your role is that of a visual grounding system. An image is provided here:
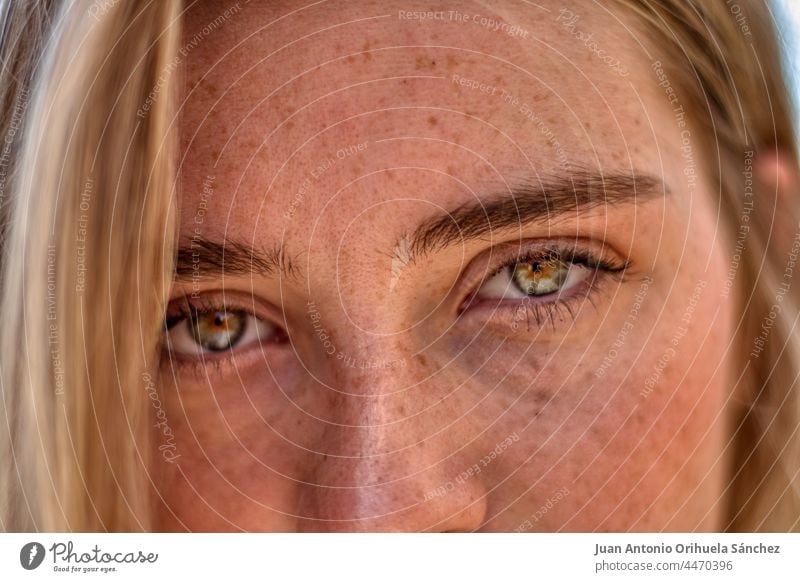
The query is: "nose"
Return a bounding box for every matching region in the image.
[293,364,488,532]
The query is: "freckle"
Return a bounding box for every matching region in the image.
[415,56,437,70]
[204,83,219,98]
[416,353,428,367]
[447,55,458,68]
[347,55,356,63]
[427,116,438,126]
[285,120,295,131]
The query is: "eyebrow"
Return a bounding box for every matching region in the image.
[406,171,666,257]
[174,236,295,281]
[174,171,665,280]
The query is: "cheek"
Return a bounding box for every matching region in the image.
[153,367,328,531]
[475,276,732,531]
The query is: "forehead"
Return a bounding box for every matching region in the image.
[178,1,662,245]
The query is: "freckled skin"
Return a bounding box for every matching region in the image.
[156,0,735,531]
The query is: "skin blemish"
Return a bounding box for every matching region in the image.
[166,0,738,534]
[415,56,437,70]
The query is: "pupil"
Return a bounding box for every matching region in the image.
[190,309,246,351]
[512,256,567,296]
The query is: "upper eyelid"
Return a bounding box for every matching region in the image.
[457,237,625,296]
[164,290,283,327]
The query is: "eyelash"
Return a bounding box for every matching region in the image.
[461,243,629,331]
[164,295,232,330]
[161,242,629,370]
[162,294,286,372]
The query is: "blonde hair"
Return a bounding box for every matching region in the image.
[0,0,797,531]
[0,0,180,530]
[613,0,800,531]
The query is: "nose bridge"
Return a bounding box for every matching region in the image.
[294,366,488,532]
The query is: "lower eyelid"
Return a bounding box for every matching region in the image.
[460,271,606,330]
[160,332,280,379]
[162,312,286,363]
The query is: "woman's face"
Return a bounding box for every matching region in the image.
[158,0,735,531]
